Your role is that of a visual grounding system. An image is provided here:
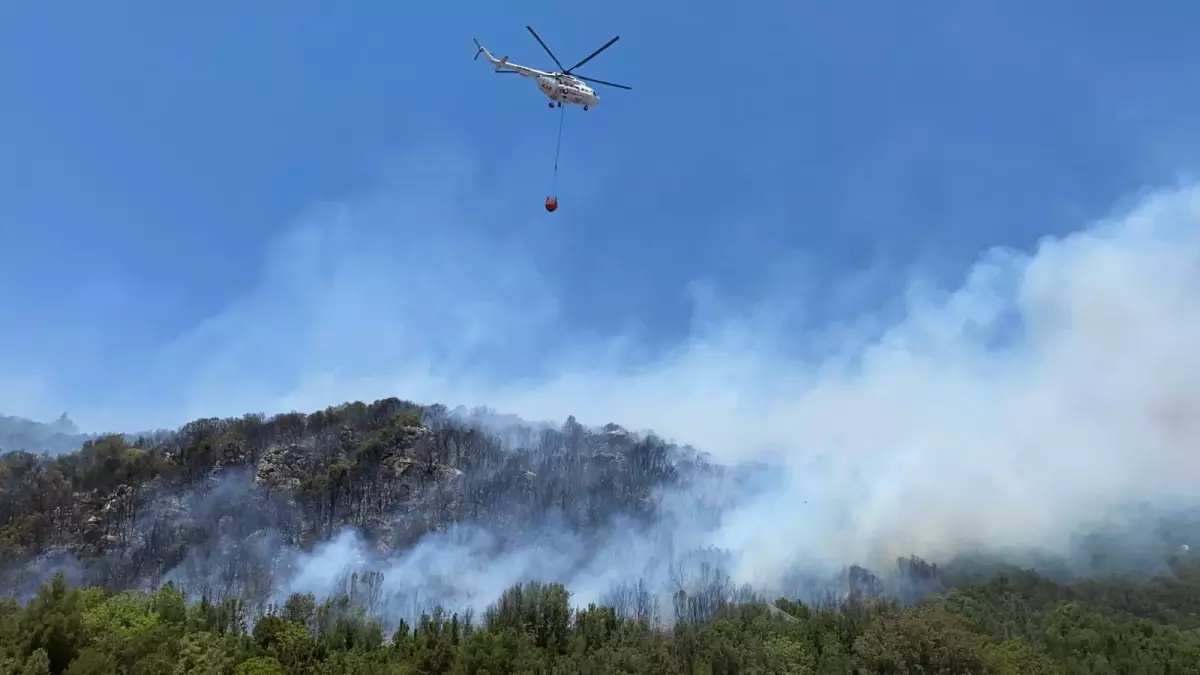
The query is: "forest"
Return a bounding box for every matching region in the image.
[5,558,1200,674]
[2,398,1200,673]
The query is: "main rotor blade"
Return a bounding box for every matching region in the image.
[565,36,619,73]
[575,74,631,90]
[525,25,566,72]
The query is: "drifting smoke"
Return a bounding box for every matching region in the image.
[253,181,1200,622]
[10,180,1200,627]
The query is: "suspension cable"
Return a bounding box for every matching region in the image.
[550,104,566,194]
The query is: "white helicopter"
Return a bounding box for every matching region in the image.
[473,26,631,111]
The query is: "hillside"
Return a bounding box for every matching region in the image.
[4,399,1200,673]
[0,399,722,605]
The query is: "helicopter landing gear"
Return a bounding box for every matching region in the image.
[548,101,555,108]
[583,105,589,111]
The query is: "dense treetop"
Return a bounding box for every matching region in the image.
[4,559,1200,674]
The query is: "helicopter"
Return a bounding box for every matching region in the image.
[473,25,631,111]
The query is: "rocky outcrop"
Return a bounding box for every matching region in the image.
[255,444,322,491]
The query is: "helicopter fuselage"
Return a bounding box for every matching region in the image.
[536,75,599,109]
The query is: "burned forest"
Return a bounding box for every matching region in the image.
[0,399,757,613]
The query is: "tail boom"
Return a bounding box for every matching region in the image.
[473,38,541,76]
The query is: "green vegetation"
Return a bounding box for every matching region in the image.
[3,560,1200,674]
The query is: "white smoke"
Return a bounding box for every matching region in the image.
[270,182,1200,615]
[15,172,1200,623]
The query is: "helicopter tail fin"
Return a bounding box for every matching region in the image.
[473,39,521,75]
[473,38,490,62]
[473,39,507,69]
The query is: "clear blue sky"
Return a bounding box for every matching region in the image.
[2,0,1199,433]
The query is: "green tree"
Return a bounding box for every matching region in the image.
[852,605,999,674]
[19,649,49,675]
[172,632,232,675]
[17,573,84,675]
[232,658,284,675]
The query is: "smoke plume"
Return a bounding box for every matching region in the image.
[9,170,1200,626]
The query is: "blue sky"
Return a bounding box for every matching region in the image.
[2,0,1200,442]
